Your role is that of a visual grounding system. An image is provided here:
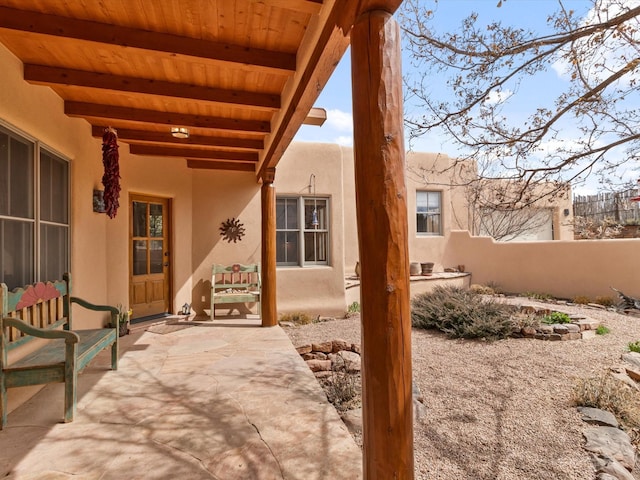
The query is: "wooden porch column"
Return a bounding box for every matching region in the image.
[261,167,277,327]
[351,10,414,479]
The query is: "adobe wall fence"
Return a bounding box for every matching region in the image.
[443,230,640,301]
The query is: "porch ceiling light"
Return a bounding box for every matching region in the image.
[170,127,189,139]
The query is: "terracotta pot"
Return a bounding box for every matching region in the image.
[421,262,434,276]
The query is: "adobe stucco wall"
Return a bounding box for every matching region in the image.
[0,43,195,323]
[190,170,261,316]
[443,230,640,300]
[0,44,108,313]
[275,142,348,317]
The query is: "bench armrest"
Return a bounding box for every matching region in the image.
[2,317,79,344]
[69,297,119,326]
[69,297,118,315]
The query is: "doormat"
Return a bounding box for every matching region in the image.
[146,324,193,335]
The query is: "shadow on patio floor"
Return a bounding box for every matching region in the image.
[0,320,362,479]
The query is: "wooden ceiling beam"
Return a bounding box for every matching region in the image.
[65,102,270,133]
[187,160,256,172]
[90,126,263,150]
[0,6,296,73]
[129,145,259,162]
[25,64,280,111]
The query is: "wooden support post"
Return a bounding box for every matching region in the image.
[261,167,278,327]
[351,10,414,479]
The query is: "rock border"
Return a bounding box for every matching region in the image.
[512,305,602,341]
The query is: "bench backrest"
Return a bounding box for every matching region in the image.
[212,264,261,291]
[1,275,71,352]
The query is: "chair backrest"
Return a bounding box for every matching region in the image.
[212,264,261,290]
[0,278,69,351]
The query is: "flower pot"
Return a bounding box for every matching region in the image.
[118,322,129,337]
[421,262,434,276]
[410,262,421,276]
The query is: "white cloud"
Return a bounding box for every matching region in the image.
[326,109,353,132]
[334,135,353,146]
[483,89,513,105]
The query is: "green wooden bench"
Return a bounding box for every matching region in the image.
[211,264,261,320]
[0,273,119,429]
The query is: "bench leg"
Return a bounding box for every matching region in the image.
[111,340,118,371]
[64,345,78,423]
[0,371,6,430]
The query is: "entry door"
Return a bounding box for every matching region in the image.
[129,194,172,319]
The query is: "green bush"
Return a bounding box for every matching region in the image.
[596,325,610,335]
[347,301,360,314]
[542,311,572,324]
[411,285,517,341]
[629,341,640,353]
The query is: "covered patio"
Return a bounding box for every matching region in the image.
[0,319,362,479]
[0,1,414,477]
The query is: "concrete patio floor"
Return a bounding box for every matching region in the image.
[0,317,363,479]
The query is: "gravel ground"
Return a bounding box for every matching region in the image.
[283,298,640,480]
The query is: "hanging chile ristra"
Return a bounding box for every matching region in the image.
[101,127,121,218]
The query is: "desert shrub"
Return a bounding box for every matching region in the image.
[596,325,610,335]
[485,281,503,294]
[411,285,517,341]
[541,311,572,324]
[629,341,640,353]
[470,284,495,295]
[522,291,554,301]
[320,357,361,412]
[511,312,540,329]
[279,312,313,325]
[573,373,640,431]
[595,296,615,307]
[572,295,591,305]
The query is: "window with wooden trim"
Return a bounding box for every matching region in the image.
[0,124,70,289]
[416,191,442,235]
[276,196,329,266]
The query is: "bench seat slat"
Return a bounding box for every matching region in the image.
[10,329,115,371]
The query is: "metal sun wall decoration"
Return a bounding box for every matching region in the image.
[219,217,246,243]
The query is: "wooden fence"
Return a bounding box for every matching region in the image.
[573,188,640,224]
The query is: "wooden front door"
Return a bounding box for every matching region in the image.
[129,194,172,319]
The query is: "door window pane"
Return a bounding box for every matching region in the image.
[133,240,148,275]
[1,219,34,289]
[149,204,163,237]
[133,202,147,237]
[150,240,163,273]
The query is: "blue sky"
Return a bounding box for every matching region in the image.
[293,0,601,184]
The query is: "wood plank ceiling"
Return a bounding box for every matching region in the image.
[0,0,353,177]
